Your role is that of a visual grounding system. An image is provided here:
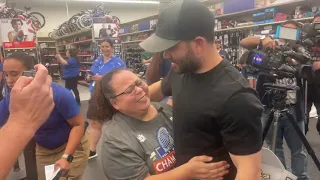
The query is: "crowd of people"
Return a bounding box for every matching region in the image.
[0,0,320,180]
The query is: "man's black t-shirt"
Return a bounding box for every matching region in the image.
[161,59,263,180]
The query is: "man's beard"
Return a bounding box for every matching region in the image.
[172,47,201,74]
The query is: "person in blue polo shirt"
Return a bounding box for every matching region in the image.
[56,49,81,105]
[0,52,89,180]
[87,38,126,159]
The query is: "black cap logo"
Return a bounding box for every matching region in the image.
[157,19,164,28]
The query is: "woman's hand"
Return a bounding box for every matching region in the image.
[55,53,61,59]
[55,158,71,177]
[184,156,229,180]
[92,75,103,81]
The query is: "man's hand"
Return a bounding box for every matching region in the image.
[92,75,103,81]
[313,61,320,70]
[185,156,229,180]
[262,37,276,49]
[55,158,71,177]
[9,64,54,133]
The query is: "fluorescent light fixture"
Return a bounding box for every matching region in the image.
[65,0,160,4]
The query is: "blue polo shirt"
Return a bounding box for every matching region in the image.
[0,82,80,150]
[89,56,126,93]
[63,57,80,79]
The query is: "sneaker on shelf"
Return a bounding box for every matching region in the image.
[89,150,98,159]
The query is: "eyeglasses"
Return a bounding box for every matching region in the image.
[112,79,145,98]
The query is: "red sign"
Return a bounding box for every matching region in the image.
[153,151,176,174]
[3,41,35,49]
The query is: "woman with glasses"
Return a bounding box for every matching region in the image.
[92,69,229,180]
[87,38,126,159]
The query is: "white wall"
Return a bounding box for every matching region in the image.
[13,2,159,37]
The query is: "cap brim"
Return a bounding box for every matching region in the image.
[139,33,180,53]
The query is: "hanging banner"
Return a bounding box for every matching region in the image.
[0,18,36,48]
[93,17,120,39]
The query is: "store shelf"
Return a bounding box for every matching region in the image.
[72,39,92,44]
[38,41,55,43]
[215,17,313,32]
[215,0,308,19]
[78,54,92,57]
[56,39,92,47]
[4,47,36,50]
[43,47,56,49]
[122,40,143,44]
[120,29,154,37]
[54,29,92,40]
[44,55,55,57]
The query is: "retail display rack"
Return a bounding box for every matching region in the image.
[37,37,61,80]
[119,15,157,74]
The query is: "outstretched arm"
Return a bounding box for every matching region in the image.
[0,120,35,179]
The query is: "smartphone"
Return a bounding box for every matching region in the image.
[23,70,36,77]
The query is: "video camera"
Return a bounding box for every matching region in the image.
[302,22,320,46]
[246,23,318,79]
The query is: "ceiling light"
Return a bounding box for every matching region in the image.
[66,0,160,4]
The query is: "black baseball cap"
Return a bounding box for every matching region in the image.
[140,0,214,53]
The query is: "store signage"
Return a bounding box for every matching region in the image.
[3,41,35,49]
[93,17,120,39]
[0,18,36,48]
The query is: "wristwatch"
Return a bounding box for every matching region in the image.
[62,154,74,163]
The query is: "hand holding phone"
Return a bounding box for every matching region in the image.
[23,70,36,77]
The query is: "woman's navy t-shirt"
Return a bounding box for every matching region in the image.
[63,57,80,79]
[0,82,80,149]
[89,56,126,93]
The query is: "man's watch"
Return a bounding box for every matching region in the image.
[62,154,74,163]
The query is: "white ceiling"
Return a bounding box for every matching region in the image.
[7,0,161,8]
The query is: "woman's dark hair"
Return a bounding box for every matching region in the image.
[92,68,126,121]
[67,49,79,63]
[11,19,23,28]
[5,52,37,70]
[99,38,114,47]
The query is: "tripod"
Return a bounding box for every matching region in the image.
[262,83,320,171]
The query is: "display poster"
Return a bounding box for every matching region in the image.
[93,17,120,39]
[255,0,296,8]
[0,18,36,48]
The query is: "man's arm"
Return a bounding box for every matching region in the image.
[146,53,162,85]
[240,36,275,50]
[219,89,263,180]
[149,81,165,102]
[229,151,261,180]
[0,65,53,179]
[0,120,35,179]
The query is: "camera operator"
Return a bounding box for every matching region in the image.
[306,13,320,135]
[240,20,309,180]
